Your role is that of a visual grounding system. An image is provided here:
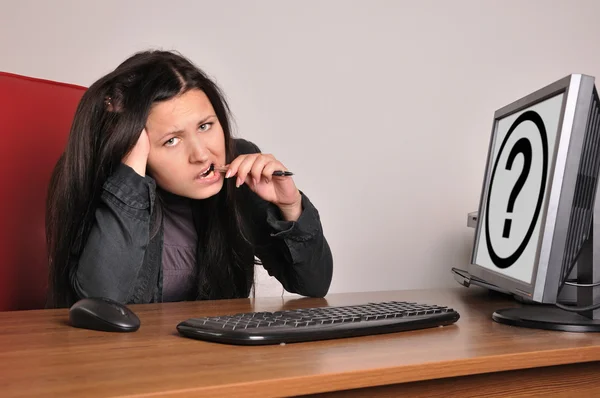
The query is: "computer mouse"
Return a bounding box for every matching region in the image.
[69,297,140,332]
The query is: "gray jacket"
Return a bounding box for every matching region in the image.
[71,139,333,304]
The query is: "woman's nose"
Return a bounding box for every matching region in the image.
[189,138,210,163]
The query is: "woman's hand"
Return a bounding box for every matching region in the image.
[226,153,302,221]
[122,129,150,177]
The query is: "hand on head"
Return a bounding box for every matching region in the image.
[122,129,150,177]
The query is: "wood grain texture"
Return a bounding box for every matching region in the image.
[1,288,600,397]
[303,362,600,397]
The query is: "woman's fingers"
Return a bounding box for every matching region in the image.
[233,154,258,187]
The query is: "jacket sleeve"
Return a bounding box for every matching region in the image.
[234,139,333,297]
[71,163,156,303]
[253,192,334,298]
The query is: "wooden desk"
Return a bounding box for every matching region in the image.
[1,288,600,397]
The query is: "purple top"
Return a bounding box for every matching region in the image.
[161,192,198,301]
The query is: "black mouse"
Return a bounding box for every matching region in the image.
[69,297,140,332]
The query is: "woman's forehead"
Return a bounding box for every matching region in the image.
[147,90,215,131]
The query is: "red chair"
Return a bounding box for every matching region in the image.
[0,72,86,311]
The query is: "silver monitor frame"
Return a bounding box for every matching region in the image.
[470,74,598,304]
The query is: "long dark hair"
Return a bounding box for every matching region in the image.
[46,50,255,308]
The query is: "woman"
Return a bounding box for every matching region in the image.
[46,50,333,308]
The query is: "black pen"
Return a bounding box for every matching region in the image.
[214,165,293,177]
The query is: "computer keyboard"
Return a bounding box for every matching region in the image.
[176,301,460,345]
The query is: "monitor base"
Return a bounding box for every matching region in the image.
[493,306,600,332]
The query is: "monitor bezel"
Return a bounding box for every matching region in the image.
[469,74,585,302]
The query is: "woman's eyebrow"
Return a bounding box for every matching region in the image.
[159,115,217,140]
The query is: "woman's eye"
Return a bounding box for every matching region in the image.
[199,123,212,132]
[164,137,181,147]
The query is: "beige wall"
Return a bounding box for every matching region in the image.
[2,0,600,296]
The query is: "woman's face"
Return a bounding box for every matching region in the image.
[145,89,226,199]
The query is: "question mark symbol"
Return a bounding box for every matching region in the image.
[502,137,532,239]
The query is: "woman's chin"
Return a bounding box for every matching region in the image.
[186,177,225,199]
[156,171,226,200]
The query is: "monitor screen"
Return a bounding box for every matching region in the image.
[473,93,564,284]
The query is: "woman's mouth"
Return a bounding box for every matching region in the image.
[199,164,214,178]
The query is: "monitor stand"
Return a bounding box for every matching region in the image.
[493,211,600,332]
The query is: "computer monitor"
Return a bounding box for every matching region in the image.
[470,74,600,332]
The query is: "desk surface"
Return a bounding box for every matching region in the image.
[1,287,600,397]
